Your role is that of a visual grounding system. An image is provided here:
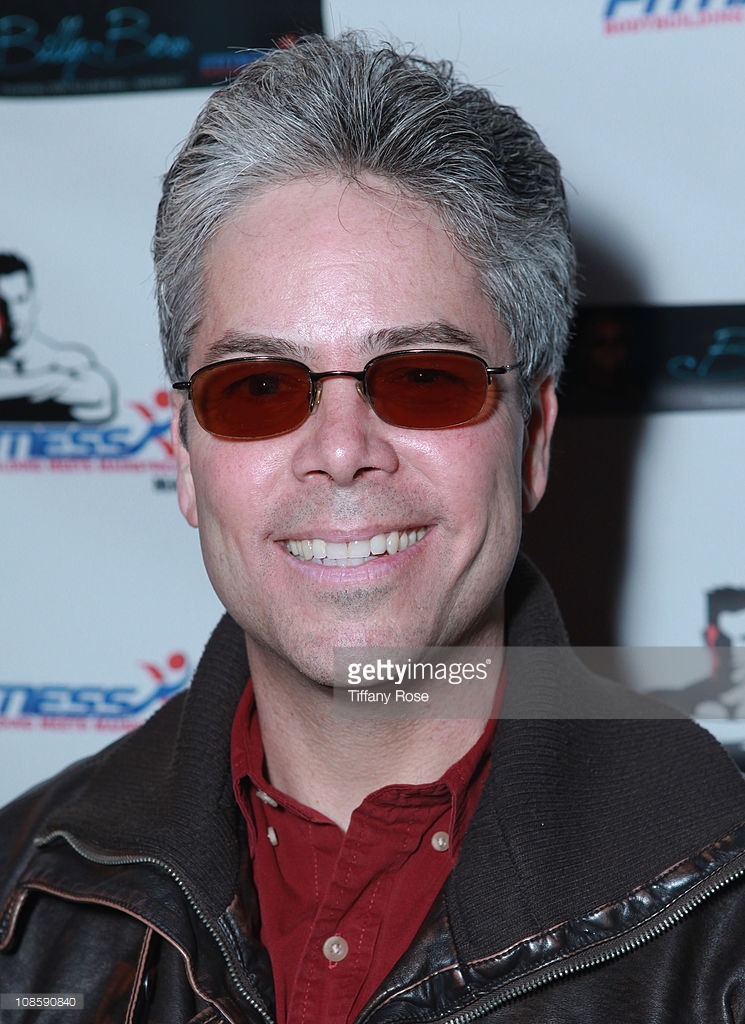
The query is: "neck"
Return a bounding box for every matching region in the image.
[247,642,503,831]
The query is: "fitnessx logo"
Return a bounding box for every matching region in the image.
[0,651,190,731]
[0,390,174,472]
[603,0,744,32]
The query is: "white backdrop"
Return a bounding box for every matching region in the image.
[2,0,744,805]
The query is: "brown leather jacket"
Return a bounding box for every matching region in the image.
[3,558,745,1023]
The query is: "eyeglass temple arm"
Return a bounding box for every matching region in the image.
[486,363,522,380]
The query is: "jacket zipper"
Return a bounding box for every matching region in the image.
[357,847,745,1024]
[34,829,275,1024]
[36,831,745,1024]
[431,851,745,1024]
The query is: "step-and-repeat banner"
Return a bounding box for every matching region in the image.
[2,0,743,804]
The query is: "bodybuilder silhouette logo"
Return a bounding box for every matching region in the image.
[0,253,117,423]
[650,587,745,720]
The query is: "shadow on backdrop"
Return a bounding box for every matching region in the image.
[522,223,651,647]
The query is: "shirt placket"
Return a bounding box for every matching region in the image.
[288,800,432,1024]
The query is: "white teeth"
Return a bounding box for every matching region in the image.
[325,541,348,559]
[285,528,426,564]
[348,538,371,558]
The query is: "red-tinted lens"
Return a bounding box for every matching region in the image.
[190,358,312,439]
[365,350,488,428]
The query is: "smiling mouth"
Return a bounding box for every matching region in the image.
[284,528,427,567]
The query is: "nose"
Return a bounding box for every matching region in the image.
[290,375,399,486]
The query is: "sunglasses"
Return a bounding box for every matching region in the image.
[172,348,521,440]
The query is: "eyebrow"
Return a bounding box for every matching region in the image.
[366,323,493,362]
[201,332,315,364]
[201,321,493,368]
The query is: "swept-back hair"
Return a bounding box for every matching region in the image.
[154,33,576,388]
[0,253,32,281]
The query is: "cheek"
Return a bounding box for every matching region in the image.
[406,414,524,528]
[188,445,280,558]
[464,431,524,566]
[193,460,247,542]
[190,472,263,610]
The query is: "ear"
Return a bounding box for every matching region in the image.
[171,396,199,528]
[522,376,558,513]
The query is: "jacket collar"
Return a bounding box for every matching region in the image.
[35,613,250,923]
[446,556,745,960]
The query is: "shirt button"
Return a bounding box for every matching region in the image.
[322,935,349,962]
[431,830,450,852]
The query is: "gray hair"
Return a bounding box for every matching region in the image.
[154,32,576,391]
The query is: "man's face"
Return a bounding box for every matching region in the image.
[0,271,36,343]
[720,613,745,644]
[173,177,556,685]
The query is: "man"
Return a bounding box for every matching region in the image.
[2,33,745,1023]
[0,253,116,422]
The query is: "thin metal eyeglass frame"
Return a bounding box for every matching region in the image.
[172,349,522,438]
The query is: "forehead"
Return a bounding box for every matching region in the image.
[193,176,506,367]
[719,609,745,634]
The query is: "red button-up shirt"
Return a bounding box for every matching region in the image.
[231,682,495,1024]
